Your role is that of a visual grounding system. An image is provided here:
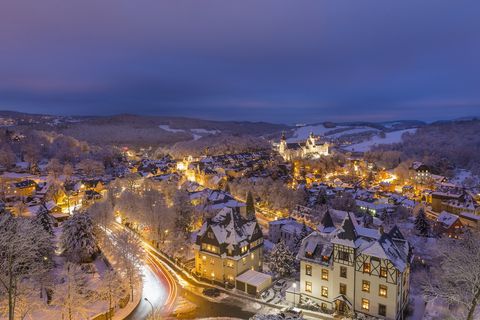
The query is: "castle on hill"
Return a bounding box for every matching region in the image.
[278,132,329,161]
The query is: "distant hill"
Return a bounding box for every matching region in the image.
[0,111,289,148]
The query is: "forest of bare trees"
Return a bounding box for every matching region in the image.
[368,120,480,176]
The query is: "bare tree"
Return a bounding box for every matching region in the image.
[0,214,54,320]
[422,231,480,320]
[115,230,144,302]
[53,263,92,320]
[96,268,126,319]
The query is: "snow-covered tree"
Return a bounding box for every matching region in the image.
[89,200,114,246]
[173,190,194,239]
[53,262,92,320]
[414,208,430,236]
[331,191,357,212]
[77,159,105,177]
[422,230,480,320]
[115,230,144,302]
[269,240,295,277]
[0,214,54,320]
[96,268,126,317]
[46,158,63,180]
[60,213,99,263]
[246,190,256,220]
[34,208,55,235]
[293,223,310,254]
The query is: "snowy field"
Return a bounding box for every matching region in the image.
[287,124,335,142]
[159,125,220,140]
[287,124,379,142]
[344,128,417,152]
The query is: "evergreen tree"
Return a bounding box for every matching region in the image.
[34,208,54,235]
[246,191,255,220]
[269,240,295,277]
[317,188,328,205]
[414,208,430,236]
[293,223,310,253]
[60,213,99,263]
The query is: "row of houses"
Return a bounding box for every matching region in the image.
[193,200,412,319]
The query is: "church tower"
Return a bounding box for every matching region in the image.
[279,131,287,156]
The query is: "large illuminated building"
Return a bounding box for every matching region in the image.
[278,132,329,161]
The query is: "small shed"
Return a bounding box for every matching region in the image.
[235,270,272,295]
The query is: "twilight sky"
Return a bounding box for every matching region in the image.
[1,0,479,124]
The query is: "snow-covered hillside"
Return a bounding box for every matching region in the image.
[344,128,416,152]
[159,125,221,140]
[287,124,379,142]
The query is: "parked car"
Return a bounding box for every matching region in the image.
[202,287,221,297]
[273,279,287,291]
[280,307,303,319]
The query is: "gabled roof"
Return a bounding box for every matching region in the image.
[436,211,460,228]
[197,207,260,249]
[297,231,334,263]
[388,225,405,240]
[318,210,336,234]
[332,212,358,247]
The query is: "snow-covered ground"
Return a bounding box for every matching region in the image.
[325,127,379,139]
[159,124,186,133]
[288,123,380,142]
[344,128,417,152]
[287,124,335,142]
[159,125,220,140]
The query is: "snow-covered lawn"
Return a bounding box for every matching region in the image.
[344,128,417,152]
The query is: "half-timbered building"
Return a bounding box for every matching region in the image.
[295,213,412,319]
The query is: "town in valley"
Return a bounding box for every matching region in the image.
[0,114,479,320]
[1,1,479,319]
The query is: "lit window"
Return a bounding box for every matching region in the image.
[321,269,329,280]
[251,253,255,260]
[242,257,246,264]
[202,255,206,260]
[363,262,371,274]
[306,264,312,276]
[226,260,234,268]
[340,283,347,295]
[305,281,312,293]
[321,286,328,298]
[340,266,347,278]
[379,285,387,297]
[380,267,387,278]
[362,298,370,311]
[362,280,370,292]
[378,304,386,316]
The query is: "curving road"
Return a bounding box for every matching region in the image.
[119,225,256,319]
[125,248,178,319]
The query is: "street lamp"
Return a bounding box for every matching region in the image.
[292,282,297,307]
[144,297,154,315]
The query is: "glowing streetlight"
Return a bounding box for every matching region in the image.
[144,297,154,315]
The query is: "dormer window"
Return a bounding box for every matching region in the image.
[207,232,214,239]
